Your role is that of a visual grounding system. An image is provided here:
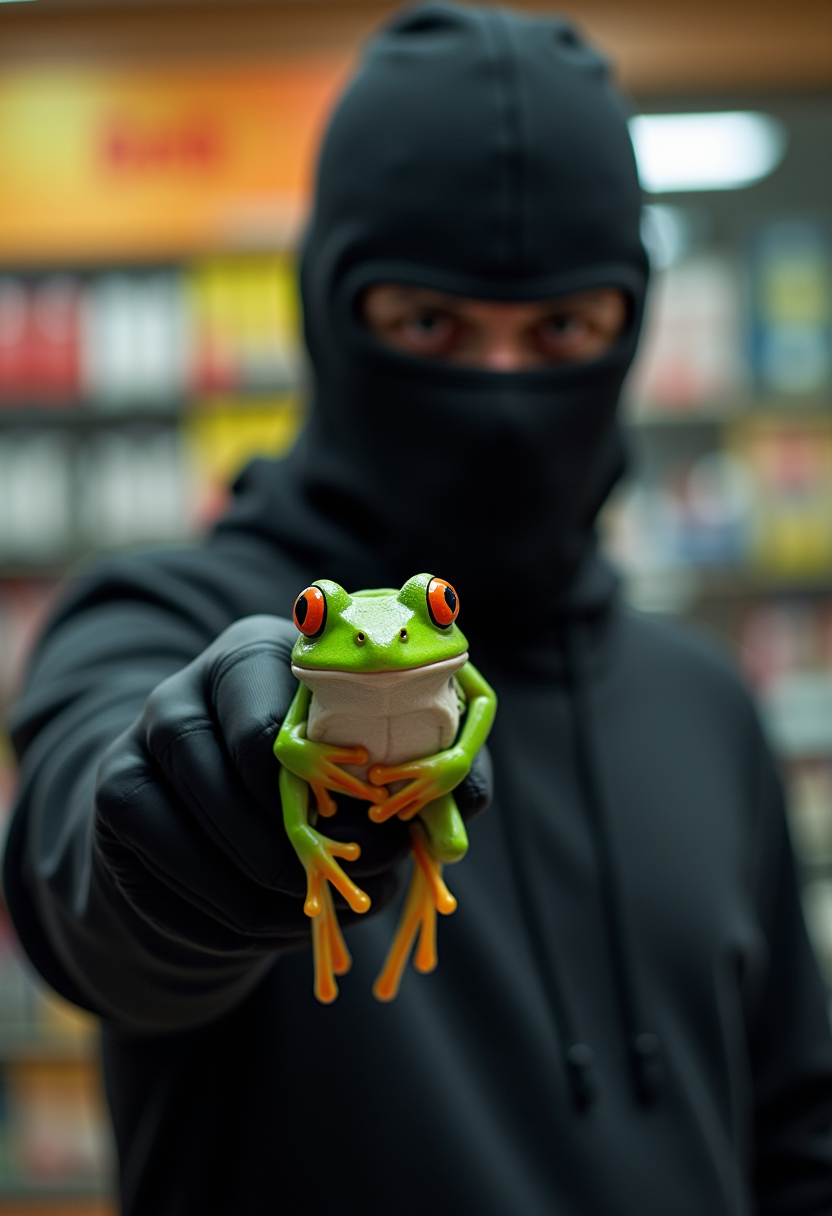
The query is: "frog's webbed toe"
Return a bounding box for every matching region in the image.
[311,880,352,1004]
[310,782,338,818]
[301,836,369,918]
[373,824,457,1002]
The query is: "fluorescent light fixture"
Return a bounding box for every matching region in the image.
[629,111,787,193]
[641,204,692,269]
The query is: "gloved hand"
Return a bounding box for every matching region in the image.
[94,615,492,955]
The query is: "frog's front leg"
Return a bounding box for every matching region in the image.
[274,683,389,818]
[366,660,497,823]
[373,808,463,1002]
[278,767,371,916]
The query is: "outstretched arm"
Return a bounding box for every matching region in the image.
[3,552,408,1033]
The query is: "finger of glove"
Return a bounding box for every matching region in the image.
[207,615,300,810]
[145,711,299,893]
[140,649,302,891]
[143,665,409,887]
[454,745,493,822]
[96,727,312,935]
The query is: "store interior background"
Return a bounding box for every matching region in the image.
[0,0,830,1211]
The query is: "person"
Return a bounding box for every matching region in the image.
[4,5,832,1214]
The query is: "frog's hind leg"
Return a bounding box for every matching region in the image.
[279,766,368,1004]
[372,820,458,1002]
[372,862,426,1002]
[311,880,352,1004]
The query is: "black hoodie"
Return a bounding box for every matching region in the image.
[4,6,832,1215]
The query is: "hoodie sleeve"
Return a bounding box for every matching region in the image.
[1,551,278,1030]
[751,744,832,1215]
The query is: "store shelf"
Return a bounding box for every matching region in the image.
[622,565,832,616]
[686,567,832,599]
[625,398,832,432]
[0,391,300,427]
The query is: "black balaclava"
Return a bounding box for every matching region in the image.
[289,2,647,636]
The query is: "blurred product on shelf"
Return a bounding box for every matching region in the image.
[0,253,305,566]
[0,592,111,1202]
[607,448,752,576]
[608,418,832,590]
[77,431,190,550]
[803,873,832,986]
[788,760,832,867]
[188,258,301,395]
[185,397,302,524]
[775,758,832,985]
[628,253,748,414]
[0,254,300,412]
[0,435,74,564]
[0,1052,112,1197]
[626,216,832,419]
[0,580,59,710]
[0,278,82,408]
[749,220,832,397]
[81,273,188,409]
[740,599,832,756]
[0,430,190,563]
[730,419,832,575]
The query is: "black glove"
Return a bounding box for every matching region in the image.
[94,615,492,956]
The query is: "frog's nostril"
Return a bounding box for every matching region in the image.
[355,631,366,646]
[399,628,408,641]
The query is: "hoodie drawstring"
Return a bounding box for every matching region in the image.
[500,773,598,1112]
[561,623,662,1105]
[500,620,661,1111]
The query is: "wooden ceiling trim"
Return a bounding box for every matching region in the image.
[0,0,829,95]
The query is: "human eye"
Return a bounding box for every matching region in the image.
[399,308,459,353]
[534,312,589,359]
[543,314,580,336]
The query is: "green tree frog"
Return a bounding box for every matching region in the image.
[273,573,497,1004]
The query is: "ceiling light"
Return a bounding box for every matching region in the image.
[641,204,693,269]
[628,111,787,194]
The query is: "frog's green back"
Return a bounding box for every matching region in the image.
[291,573,468,672]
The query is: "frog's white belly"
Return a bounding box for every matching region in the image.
[292,653,468,772]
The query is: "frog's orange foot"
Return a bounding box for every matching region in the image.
[302,837,370,918]
[372,828,457,1003]
[367,763,431,823]
[311,880,352,1004]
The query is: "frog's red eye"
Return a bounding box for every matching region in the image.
[427,577,459,628]
[293,586,327,637]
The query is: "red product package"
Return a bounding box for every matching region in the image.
[0,278,32,407]
[30,277,82,406]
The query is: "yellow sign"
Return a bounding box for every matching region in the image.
[0,59,348,263]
